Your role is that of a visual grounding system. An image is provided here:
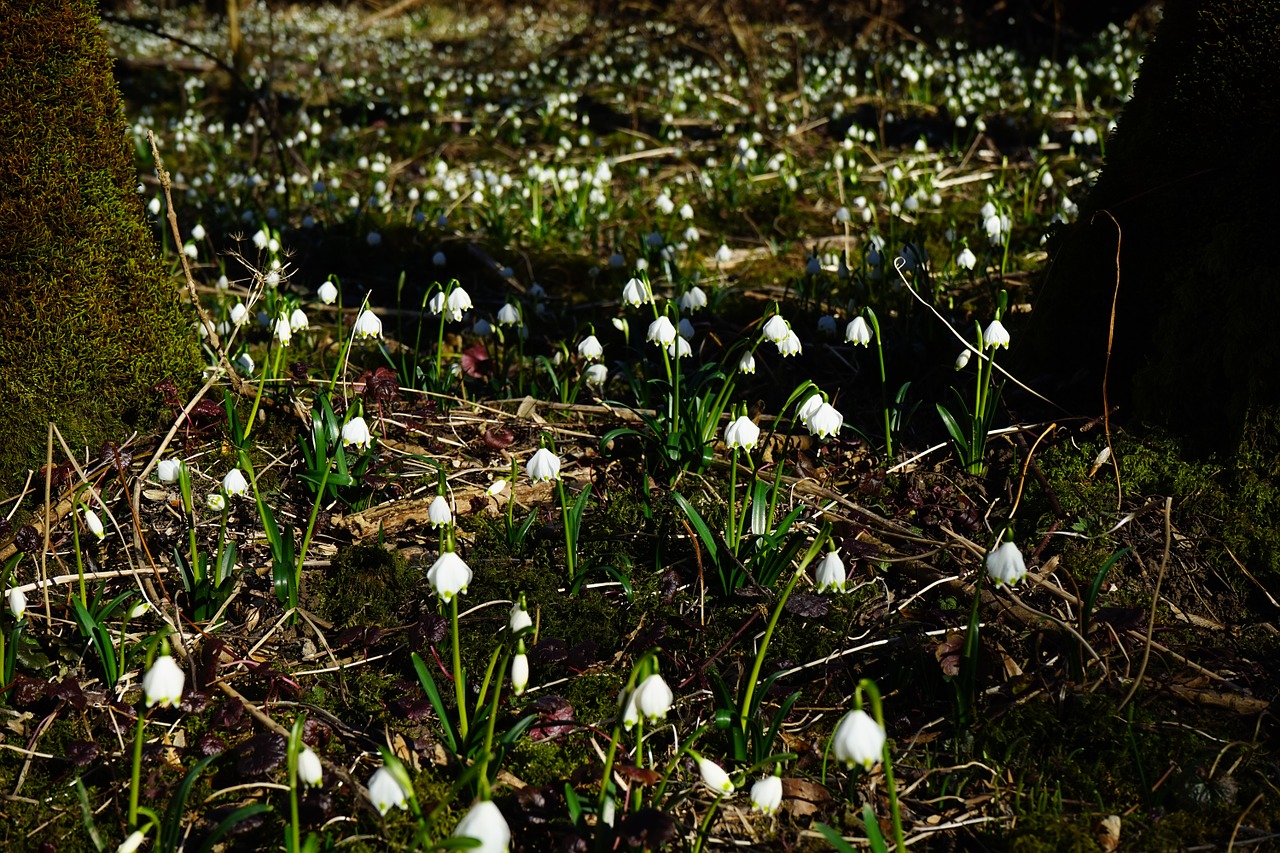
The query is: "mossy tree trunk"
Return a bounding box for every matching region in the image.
[0,0,199,493]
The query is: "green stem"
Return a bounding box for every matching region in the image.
[72,511,86,607]
[726,447,738,555]
[287,718,302,853]
[867,309,892,460]
[244,336,283,440]
[295,463,333,586]
[129,707,146,827]
[451,596,469,740]
[556,479,576,581]
[691,793,726,853]
[476,646,508,802]
[860,680,907,852]
[739,565,804,735]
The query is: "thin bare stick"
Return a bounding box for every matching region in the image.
[1094,210,1124,511]
[146,130,244,396]
[1119,496,1172,711]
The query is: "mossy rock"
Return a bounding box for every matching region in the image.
[0,0,199,493]
[1022,0,1280,454]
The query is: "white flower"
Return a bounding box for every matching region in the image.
[206,492,227,511]
[452,799,511,853]
[668,337,692,359]
[342,417,374,450]
[496,303,521,325]
[775,330,803,357]
[428,292,446,316]
[190,223,206,241]
[585,363,609,388]
[446,287,473,321]
[985,540,1026,587]
[222,469,249,498]
[797,394,824,426]
[715,243,732,264]
[235,352,255,374]
[511,653,529,695]
[577,335,603,361]
[698,757,735,795]
[647,316,677,346]
[525,448,561,483]
[118,829,147,853]
[678,203,695,220]
[230,303,249,326]
[738,351,756,374]
[155,459,181,484]
[83,508,106,540]
[814,551,847,593]
[354,309,382,339]
[623,673,674,729]
[762,314,790,344]
[142,654,185,708]
[318,281,338,304]
[427,551,473,602]
[509,602,533,633]
[297,748,323,787]
[622,277,652,307]
[845,317,872,346]
[725,416,760,451]
[289,308,309,332]
[984,213,1004,244]
[367,767,409,815]
[956,246,977,270]
[807,403,843,439]
[655,193,675,216]
[750,776,783,814]
[679,286,707,313]
[129,602,150,619]
[955,349,972,370]
[832,709,886,770]
[428,496,452,527]
[8,588,26,621]
[984,319,1010,349]
[273,314,292,345]
[487,479,508,497]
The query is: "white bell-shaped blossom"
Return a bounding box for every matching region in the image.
[317,281,338,304]
[289,308,309,332]
[142,654,185,708]
[845,317,872,346]
[230,303,249,326]
[725,416,760,451]
[526,448,561,483]
[585,363,609,388]
[156,459,181,484]
[367,767,409,815]
[428,496,452,527]
[647,316,677,346]
[509,602,533,634]
[775,330,803,357]
[622,673,674,730]
[679,286,707,313]
[577,335,603,361]
[956,246,977,270]
[622,277,652,307]
[428,292,446,316]
[807,403,843,439]
[206,492,227,511]
[762,314,790,344]
[814,551,847,593]
[222,468,249,497]
[342,417,374,450]
[797,394,824,426]
[354,309,382,339]
[8,588,26,621]
[511,653,529,696]
[983,319,1010,349]
[427,551,473,602]
[496,303,521,325]
[832,709,886,770]
[738,351,756,374]
[985,540,1026,587]
[83,509,106,540]
[297,748,323,787]
[698,757,735,795]
[273,315,293,345]
[668,337,692,359]
[750,775,783,814]
[446,287,473,321]
[451,800,511,853]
